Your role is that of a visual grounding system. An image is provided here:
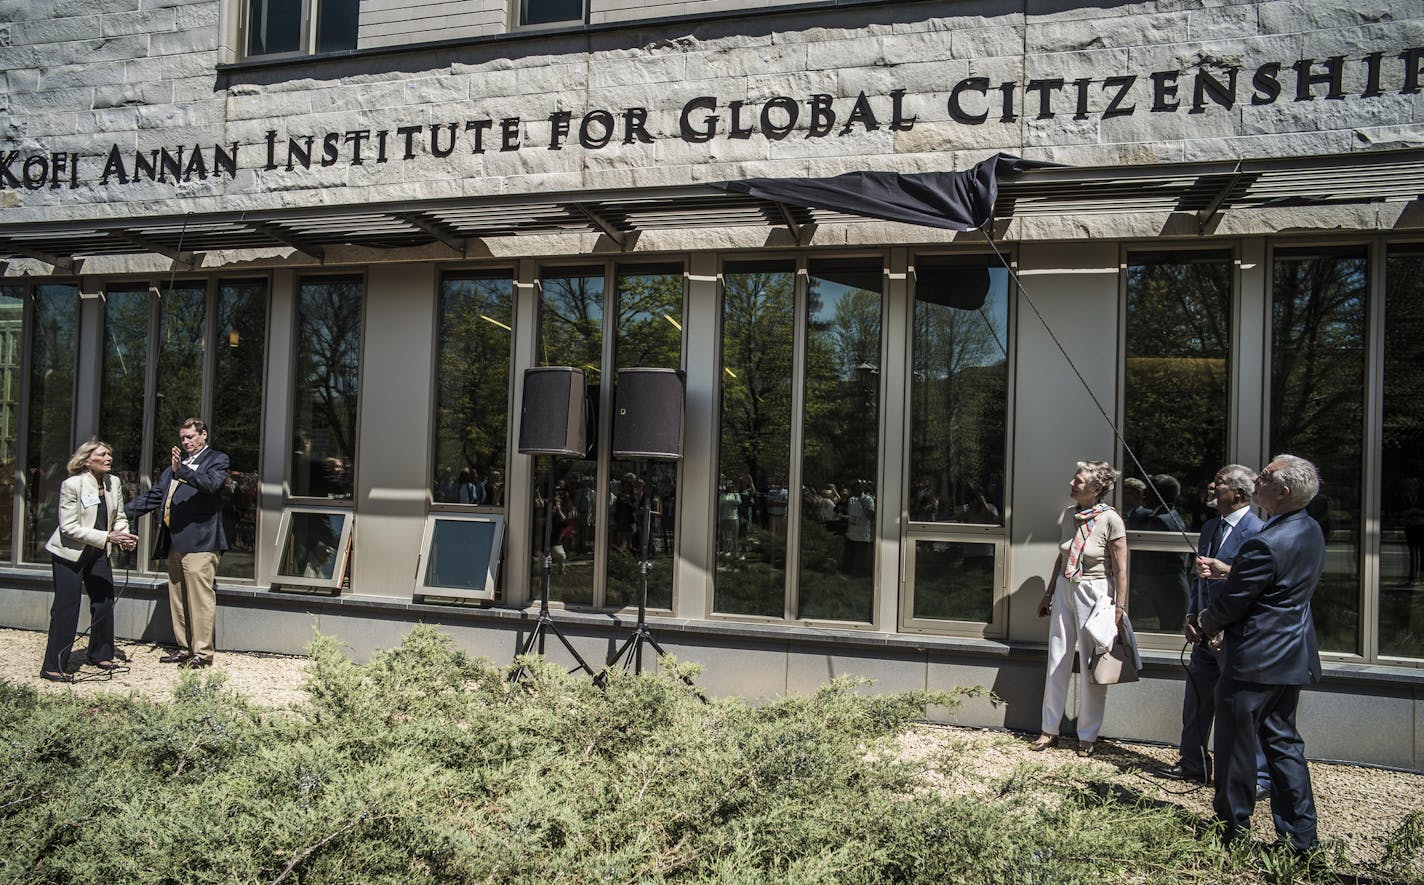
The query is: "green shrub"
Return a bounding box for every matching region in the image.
[0,627,1354,883]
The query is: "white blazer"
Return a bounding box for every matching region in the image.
[44,471,129,562]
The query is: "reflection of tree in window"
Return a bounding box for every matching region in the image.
[1271,248,1366,654]
[152,285,206,482]
[101,286,150,570]
[531,270,602,606]
[1381,248,1424,658]
[434,275,513,508]
[607,265,682,611]
[910,262,1007,526]
[24,285,78,562]
[0,286,21,558]
[293,277,362,499]
[716,264,794,617]
[798,259,882,622]
[1124,253,1230,530]
[214,281,268,579]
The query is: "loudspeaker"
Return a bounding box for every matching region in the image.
[518,367,587,456]
[612,368,684,460]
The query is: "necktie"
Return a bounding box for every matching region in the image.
[1208,519,1226,558]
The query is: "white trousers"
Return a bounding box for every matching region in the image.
[1040,574,1110,742]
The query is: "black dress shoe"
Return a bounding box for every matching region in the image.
[40,671,74,683]
[182,657,212,669]
[1255,782,1271,801]
[1156,763,1209,782]
[159,651,192,664]
[87,660,120,671]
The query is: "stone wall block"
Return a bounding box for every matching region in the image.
[951,24,1027,61]
[310,81,409,114]
[101,8,177,38]
[93,80,173,109]
[1352,123,1424,150]
[17,111,80,140]
[589,53,689,88]
[894,119,1021,154]
[1187,4,1260,42]
[1257,0,1421,36]
[402,76,472,107]
[13,14,101,45]
[225,91,314,122]
[38,61,128,91]
[8,86,94,115]
[149,26,215,56]
[53,0,136,16]
[5,67,41,93]
[78,105,139,133]
[174,3,219,30]
[1027,11,1189,55]
[1181,129,1354,161]
[123,49,214,82]
[686,42,807,80]
[806,36,887,72]
[1099,103,1241,144]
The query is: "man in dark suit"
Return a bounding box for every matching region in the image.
[1198,454,1324,852]
[1158,465,1269,793]
[126,417,229,668]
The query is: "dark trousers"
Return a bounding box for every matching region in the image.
[1179,643,1269,784]
[42,549,115,673]
[1213,679,1318,850]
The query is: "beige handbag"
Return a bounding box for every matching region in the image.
[1089,622,1139,685]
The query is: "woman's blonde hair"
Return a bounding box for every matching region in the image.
[67,438,113,475]
[1076,460,1119,502]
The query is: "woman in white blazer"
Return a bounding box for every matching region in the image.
[40,439,138,682]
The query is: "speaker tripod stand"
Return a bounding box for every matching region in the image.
[600,496,668,681]
[510,467,596,684]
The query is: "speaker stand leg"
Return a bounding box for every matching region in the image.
[511,468,596,684]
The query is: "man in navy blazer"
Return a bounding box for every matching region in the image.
[1198,454,1324,852]
[126,417,229,668]
[1158,465,1268,789]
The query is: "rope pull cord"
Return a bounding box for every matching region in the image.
[972,225,1200,559]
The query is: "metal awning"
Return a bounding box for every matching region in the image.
[3,149,1421,268]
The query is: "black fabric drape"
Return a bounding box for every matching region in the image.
[709,153,1055,232]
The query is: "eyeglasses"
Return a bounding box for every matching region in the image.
[1255,472,1282,487]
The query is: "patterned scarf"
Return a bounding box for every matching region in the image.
[1064,503,1115,580]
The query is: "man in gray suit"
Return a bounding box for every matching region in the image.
[1198,454,1324,852]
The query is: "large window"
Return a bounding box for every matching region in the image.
[531,267,603,606]
[904,257,1009,631]
[244,0,358,58]
[433,273,514,509]
[151,284,207,480]
[796,259,883,622]
[23,284,79,563]
[292,276,362,500]
[212,281,268,580]
[715,261,795,618]
[606,264,684,612]
[1123,251,1232,634]
[1381,246,1424,659]
[0,285,23,560]
[98,279,268,580]
[1271,246,1367,655]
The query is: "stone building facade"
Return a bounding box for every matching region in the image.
[2,0,1423,768]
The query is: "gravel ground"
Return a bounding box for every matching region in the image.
[6,626,1422,869]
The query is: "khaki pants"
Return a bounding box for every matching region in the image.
[166,550,220,661]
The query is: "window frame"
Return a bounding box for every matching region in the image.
[238,0,359,61]
[287,272,366,505]
[1116,245,1237,645]
[510,0,587,31]
[899,250,1014,639]
[271,505,354,592]
[414,512,507,601]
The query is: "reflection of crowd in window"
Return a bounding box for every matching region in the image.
[434,468,503,507]
[909,477,1002,525]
